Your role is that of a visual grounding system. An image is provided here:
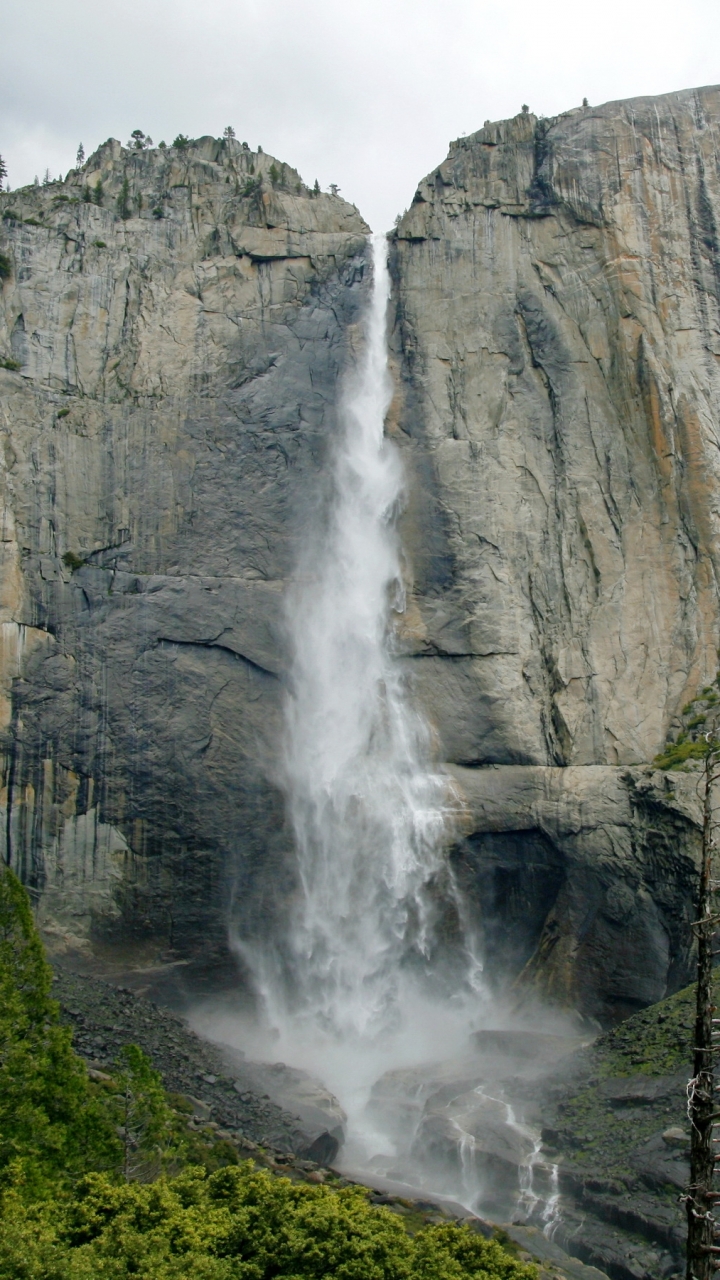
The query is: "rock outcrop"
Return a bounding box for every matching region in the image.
[390,85,720,1017]
[1,90,720,1020]
[0,137,369,987]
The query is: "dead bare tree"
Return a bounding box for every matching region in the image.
[686,740,720,1279]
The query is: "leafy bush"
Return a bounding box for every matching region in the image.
[0,252,11,280]
[653,738,712,770]
[0,1165,537,1280]
[173,134,190,151]
[0,358,21,371]
[61,552,86,571]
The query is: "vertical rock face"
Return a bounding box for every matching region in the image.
[1,91,718,1022]
[0,138,369,986]
[389,86,720,1018]
[391,86,720,769]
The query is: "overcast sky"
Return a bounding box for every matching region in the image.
[2,0,720,231]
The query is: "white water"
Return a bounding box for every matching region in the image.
[201,234,564,1232]
[263,234,478,1045]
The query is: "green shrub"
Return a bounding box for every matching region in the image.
[92,239,106,248]
[56,408,70,419]
[61,552,86,571]
[0,1165,538,1280]
[152,206,164,219]
[0,359,21,371]
[173,134,190,151]
[1,209,19,221]
[269,162,280,186]
[653,738,712,770]
[0,253,11,280]
[90,180,103,206]
[688,713,707,729]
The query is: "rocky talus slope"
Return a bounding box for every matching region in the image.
[391,85,720,1018]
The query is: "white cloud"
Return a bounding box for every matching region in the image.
[1,0,719,229]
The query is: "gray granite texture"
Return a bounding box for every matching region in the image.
[0,136,369,989]
[1,91,720,1021]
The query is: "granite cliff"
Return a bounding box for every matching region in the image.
[1,88,719,1022]
[0,136,369,990]
[390,84,720,1020]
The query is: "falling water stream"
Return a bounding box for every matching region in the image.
[198,234,564,1226]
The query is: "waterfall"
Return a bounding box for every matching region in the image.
[271,233,464,1044]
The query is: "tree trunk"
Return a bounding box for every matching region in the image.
[687,749,719,1280]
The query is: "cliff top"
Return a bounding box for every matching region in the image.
[0,133,369,244]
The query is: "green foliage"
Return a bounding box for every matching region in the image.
[61,552,86,571]
[222,126,236,141]
[173,134,190,151]
[0,867,120,1199]
[653,738,711,770]
[115,1044,177,1180]
[90,180,103,206]
[0,252,11,280]
[313,178,320,196]
[687,713,707,729]
[0,359,21,371]
[269,163,280,187]
[92,240,106,249]
[242,177,260,197]
[0,1165,537,1280]
[152,206,164,219]
[1,209,19,221]
[0,872,534,1280]
[56,409,70,419]
[0,155,6,186]
[128,130,152,151]
[116,177,131,220]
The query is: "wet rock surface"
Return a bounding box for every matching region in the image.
[524,983,699,1279]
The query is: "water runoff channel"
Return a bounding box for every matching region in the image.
[195,234,570,1237]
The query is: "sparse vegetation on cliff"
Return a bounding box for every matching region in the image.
[653,669,720,768]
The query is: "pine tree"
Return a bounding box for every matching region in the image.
[115,1045,176,1180]
[0,156,7,187]
[223,125,236,140]
[76,143,85,168]
[117,176,131,219]
[0,866,119,1196]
